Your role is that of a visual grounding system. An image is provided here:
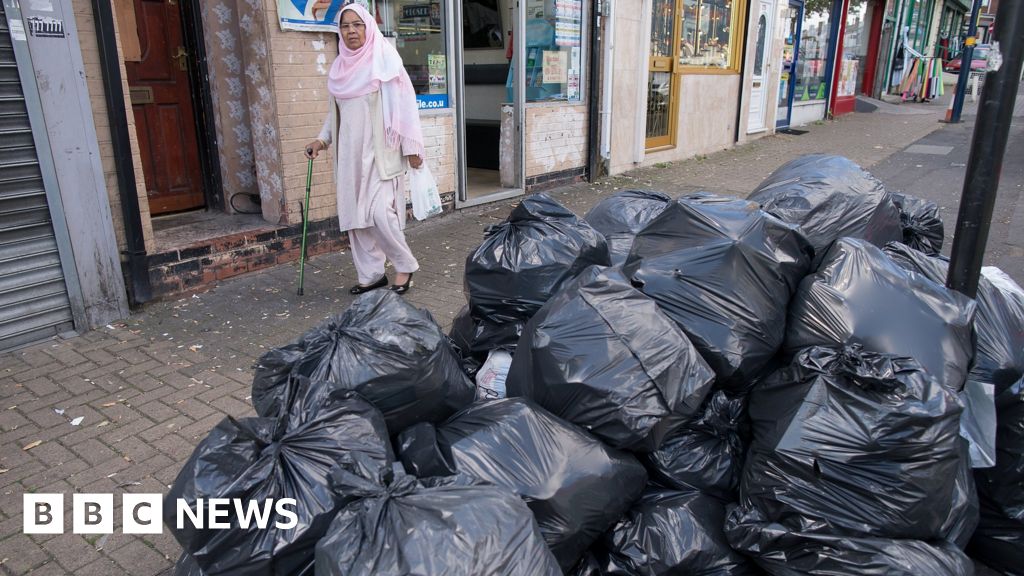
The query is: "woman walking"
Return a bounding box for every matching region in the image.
[306,2,423,295]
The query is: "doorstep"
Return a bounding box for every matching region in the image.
[146,215,347,299]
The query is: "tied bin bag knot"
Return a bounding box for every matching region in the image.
[315,465,562,576]
[165,377,394,576]
[463,193,610,353]
[890,192,945,256]
[252,290,475,433]
[785,237,976,393]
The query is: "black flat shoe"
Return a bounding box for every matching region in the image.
[389,273,413,295]
[349,275,388,295]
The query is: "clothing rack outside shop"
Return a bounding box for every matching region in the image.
[896,55,945,103]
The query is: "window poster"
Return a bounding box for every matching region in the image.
[554,0,582,47]
[278,0,352,32]
[567,46,581,100]
[527,0,546,19]
[838,59,858,97]
[428,54,447,94]
[542,50,569,84]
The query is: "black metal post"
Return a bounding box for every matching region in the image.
[948,0,984,124]
[91,0,152,305]
[586,0,603,181]
[946,0,1024,298]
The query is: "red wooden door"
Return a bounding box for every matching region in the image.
[126,0,205,215]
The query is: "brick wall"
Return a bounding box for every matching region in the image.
[70,0,155,253]
[147,216,347,296]
[525,103,588,178]
[418,112,457,197]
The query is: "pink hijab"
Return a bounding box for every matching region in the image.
[327,3,425,158]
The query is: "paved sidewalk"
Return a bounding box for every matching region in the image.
[0,96,999,574]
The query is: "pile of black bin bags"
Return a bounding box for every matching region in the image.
[163,156,1024,576]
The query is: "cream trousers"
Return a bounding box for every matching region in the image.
[348,181,419,285]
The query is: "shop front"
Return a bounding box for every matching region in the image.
[289,0,593,211]
[607,0,748,175]
[880,0,943,101]
[772,0,848,128]
[47,0,595,300]
[453,0,592,207]
[937,0,968,66]
[789,0,841,126]
[831,0,883,117]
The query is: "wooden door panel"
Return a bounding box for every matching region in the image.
[136,1,174,82]
[126,0,205,215]
[156,104,193,192]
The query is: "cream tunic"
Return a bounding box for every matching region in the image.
[318,90,411,232]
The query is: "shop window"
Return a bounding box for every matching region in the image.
[795,8,832,102]
[515,0,586,102]
[937,5,962,61]
[378,0,450,109]
[903,0,935,53]
[839,1,870,99]
[678,0,744,71]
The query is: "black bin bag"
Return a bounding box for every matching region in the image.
[942,440,980,549]
[165,378,394,576]
[967,267,1024,571]
[748,154,902,264]
[970,379,1024,575]
[954,266,1024,574]
[890,192,944,256]
[315,467,562,576]
[448,305,484,375]
[464,193,610,351]
[173,553,205,576]
[506,266,716,452]
[587,487,759,576]
[883,242,1015,467]
[583,190,672,266]
[252,290,475,432]
[641,390,747,501]
[725,506,974,576]
[737,346,965,542]
[622,192,813,391]
[786,237,976,393]
[396,398,648,570]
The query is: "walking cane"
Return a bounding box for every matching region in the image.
[297,156,313,296]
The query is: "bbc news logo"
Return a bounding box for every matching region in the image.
[24,494,298,534]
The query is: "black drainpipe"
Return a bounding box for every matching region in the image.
[733,5,751,144]
[586,0,604,182]
[90,0,152,305]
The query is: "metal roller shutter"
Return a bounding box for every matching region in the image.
[0,4,74,351]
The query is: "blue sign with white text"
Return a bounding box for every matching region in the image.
[416,94,449,110]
